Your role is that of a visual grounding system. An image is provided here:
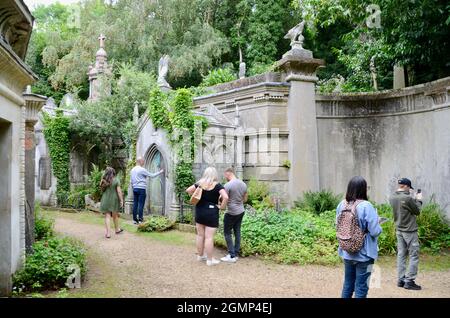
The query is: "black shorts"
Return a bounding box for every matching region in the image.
[195,204,219,228]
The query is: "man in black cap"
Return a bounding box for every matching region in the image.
[389,178,423,290]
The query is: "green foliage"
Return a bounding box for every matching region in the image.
[66,185,90,210]
[372,201,450,255]
[34,205,54,241]
[137,216,175,232]
[200,68,237,87]
[294,190,342,215]
[42,110,71,206]
[178,210,194,225]
[70,65,156,167]
[246,178,274,210]
[215,209,340,265]
[13,237,86,293]
[245,0,292,67]
[87,164,103,202]
[215,198,450,265]
[148,88,170,130]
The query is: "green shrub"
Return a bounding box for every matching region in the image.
[294,190,342,215]
[13,237,86,293]
[178,210,194,225]
[137,216,175,232]
[87,164,103,202]
[34,206,54,241]
[200,68,237,87]
[67,185,90,209]
[215,209,339,265]
[247,178,274,209]
[214,200,449,265]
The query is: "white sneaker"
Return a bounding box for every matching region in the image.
[220,254,237,263]
[206,258,220,266]
[197,255,207,261]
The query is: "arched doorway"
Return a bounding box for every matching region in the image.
[144,145,166,215]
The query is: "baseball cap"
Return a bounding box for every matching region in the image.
[398,178,414,189]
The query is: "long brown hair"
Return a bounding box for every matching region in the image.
[100,167,116,192]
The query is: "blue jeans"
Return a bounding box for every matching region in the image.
[342,259,374,298]
[223,212,244,258]
[133,188,146,222]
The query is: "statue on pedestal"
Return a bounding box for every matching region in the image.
[158,55,172,91]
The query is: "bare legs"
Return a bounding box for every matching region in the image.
[112,212,120,232]
[205,226,217,260]
[196,223,217,260]
[196,223,205,256]
[105,212,112,237]
[105,212,121,237]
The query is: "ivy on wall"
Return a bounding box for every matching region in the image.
[148,87,208,201]
[42,110,71,205]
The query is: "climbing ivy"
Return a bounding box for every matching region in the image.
[42,110,71,205]
[148,88,208,201]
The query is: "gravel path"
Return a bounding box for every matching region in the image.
[54,216,450,298]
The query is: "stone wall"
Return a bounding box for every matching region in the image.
[316,77,450,217]
[194,76,291,202]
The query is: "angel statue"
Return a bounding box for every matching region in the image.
[284,21,305,48]
[157,54,171,91]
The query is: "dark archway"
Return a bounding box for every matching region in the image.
[144,144,166,215]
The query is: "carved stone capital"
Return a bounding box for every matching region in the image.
[23,92,47,126]
[276,54,325,83]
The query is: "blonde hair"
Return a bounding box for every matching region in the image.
[198,167,219,190]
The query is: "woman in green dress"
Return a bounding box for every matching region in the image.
[100,167,124,238]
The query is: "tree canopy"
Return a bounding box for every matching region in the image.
[27,0,449,98]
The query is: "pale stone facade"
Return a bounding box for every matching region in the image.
[0,0,38,296]
[136,56,450,219]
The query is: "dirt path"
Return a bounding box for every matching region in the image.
[54,215,450,298]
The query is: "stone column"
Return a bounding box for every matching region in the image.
[393,65,406,89]
[276,47,324,205]
[23,90,46,252]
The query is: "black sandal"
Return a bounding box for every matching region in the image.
[105,234,111,239]
[115,229,124,234]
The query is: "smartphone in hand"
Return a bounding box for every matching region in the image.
[379,217,389,224]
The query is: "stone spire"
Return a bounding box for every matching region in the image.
[88,34,112,101]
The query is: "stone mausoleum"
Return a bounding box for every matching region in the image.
[135,30,450,220]
[0,0,47,296]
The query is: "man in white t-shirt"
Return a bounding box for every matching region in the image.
[130,157,163,224]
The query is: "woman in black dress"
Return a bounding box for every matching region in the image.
[186,167,228,266]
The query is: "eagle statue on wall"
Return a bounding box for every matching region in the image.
[284,21,305,47]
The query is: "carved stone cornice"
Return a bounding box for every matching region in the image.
[0,0,33,60]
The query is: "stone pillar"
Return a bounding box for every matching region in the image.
[235,127,244,179]
[393,65,406,89]
[23,90,47,252]
[276,46,324,205]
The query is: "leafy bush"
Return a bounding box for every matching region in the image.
[87,164,103,202]
[13,237,86,293]
[294,190,342,215]
[375,201,450,254]
[215,209,340,265]
[178,210,194,225]
[214,199,449,265]
[137,216,175,232]
[200,68,237,87]
[247,178,274,209]
[34,206,54,241]
[67,185,90,209]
